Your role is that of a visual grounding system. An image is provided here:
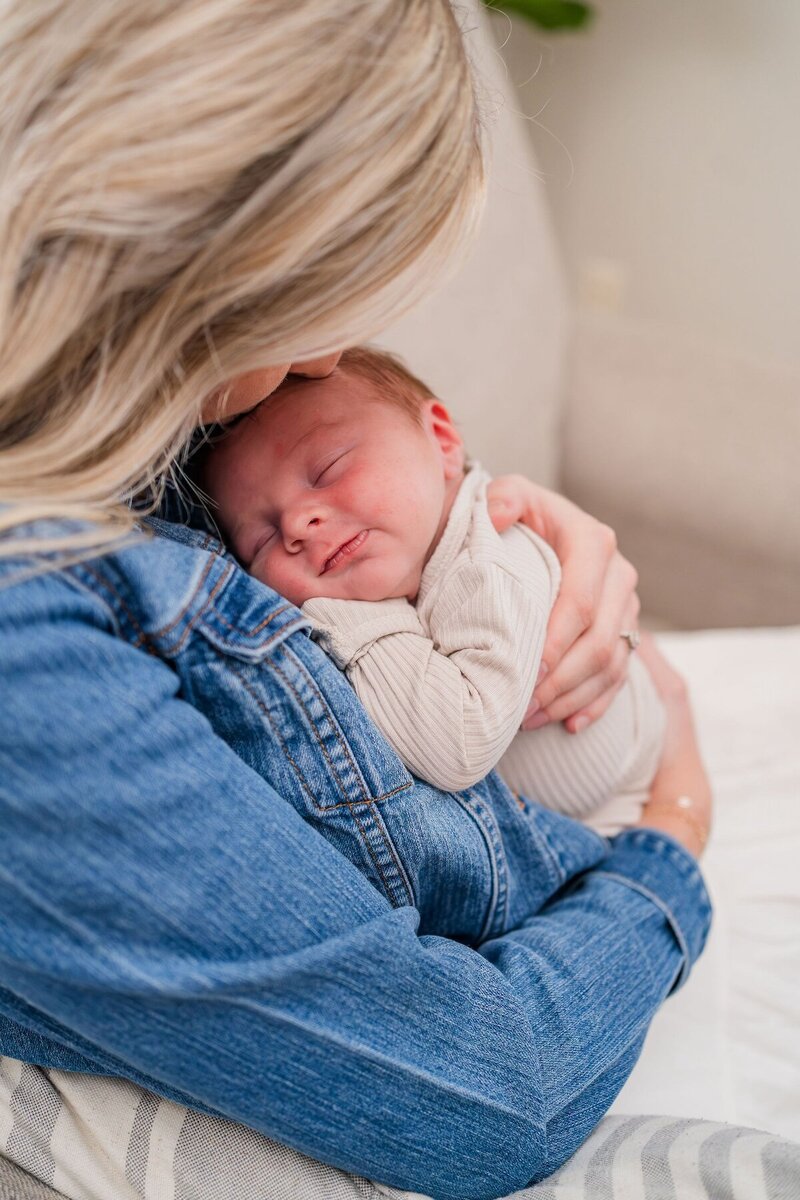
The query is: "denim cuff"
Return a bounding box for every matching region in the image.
[594,829,713,991]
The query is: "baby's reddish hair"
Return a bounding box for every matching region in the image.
[273,345,434,424]
[335,346,433,424]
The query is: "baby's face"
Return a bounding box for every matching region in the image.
[204,369,463,606]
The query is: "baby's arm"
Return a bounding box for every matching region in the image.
[303,522,559,793]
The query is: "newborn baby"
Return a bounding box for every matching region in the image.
[202,347,664,834]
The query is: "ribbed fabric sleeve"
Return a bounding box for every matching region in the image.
[301,597,424,670]
[304,468,559,792]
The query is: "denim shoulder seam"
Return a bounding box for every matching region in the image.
[228,660,412,812]
[68,562,154,652]
[271,648,368,804]
[149,544,218,639]
[59,567,122,639]
[210,602,295,639]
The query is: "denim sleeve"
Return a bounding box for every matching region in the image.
[0,591,711,1200]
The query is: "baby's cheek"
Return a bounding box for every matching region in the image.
[252,556,304,607]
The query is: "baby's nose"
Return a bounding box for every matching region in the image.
[283,508,323,548]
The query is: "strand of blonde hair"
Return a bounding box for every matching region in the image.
[0,0,485,563]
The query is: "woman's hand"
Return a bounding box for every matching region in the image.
[635,634,713,858]
[487,474,640,732]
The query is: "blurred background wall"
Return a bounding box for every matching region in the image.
[498,0,800,365]
[491,0,800,629]
[383,0,800,629]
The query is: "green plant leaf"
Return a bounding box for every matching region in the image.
[484,0,593,31]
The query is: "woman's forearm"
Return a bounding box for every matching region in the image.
[634,634,714,858]
[479,827,710,1178]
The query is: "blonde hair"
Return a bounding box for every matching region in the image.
[0,0,484,561]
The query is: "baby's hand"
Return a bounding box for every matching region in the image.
[487,475,639,732]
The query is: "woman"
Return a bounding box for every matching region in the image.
[0,3,712,1199]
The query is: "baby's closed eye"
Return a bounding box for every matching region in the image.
[249,526,277,565]
[312,448,352,487]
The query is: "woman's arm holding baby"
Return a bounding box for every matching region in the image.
[487,475,640,733]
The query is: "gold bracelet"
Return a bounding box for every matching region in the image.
[646,794,710,852]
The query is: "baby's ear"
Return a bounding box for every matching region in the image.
[425,400,465,480]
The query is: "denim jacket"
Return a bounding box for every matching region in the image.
[0,518,711,1200]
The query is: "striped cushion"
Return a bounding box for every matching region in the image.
[2,1059,799,1199]
[0,1154,66,1200]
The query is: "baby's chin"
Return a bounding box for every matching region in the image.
[295,563,423,607]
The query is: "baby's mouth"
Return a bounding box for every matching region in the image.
[321,529,369,575]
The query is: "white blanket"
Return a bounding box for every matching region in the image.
[611,627,800,1140]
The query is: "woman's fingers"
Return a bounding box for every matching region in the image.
[487,473,643,730]
[523,664,625,731]
[531,561,640,729]
[524,633,629,731]
[537,520,621,676]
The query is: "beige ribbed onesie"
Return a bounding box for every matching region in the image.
[303,466,665,835]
